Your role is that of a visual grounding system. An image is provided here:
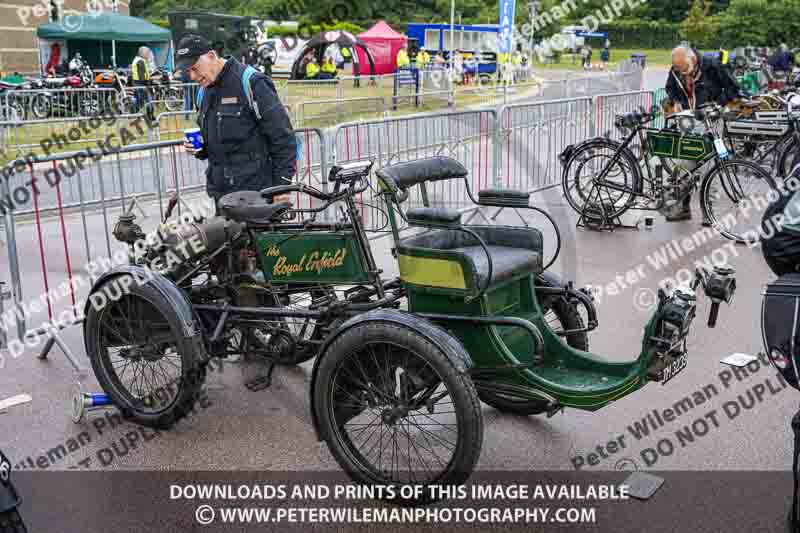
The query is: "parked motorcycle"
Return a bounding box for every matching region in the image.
[28,55,100,118]
[95,69,137,114]
[149,69,183,112]
[0,80,27,122]
[0,449,26,532]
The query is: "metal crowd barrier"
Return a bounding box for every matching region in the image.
[0,128,325,347]
[497,97,594,193]
[332,108,499,236]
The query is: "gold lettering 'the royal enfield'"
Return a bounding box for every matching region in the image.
[272,248,348,277]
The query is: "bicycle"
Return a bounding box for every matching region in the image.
[560,104,778,244]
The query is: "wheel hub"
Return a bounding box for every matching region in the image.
[381,404,409,425]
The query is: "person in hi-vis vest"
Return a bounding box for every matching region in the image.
[131,47,151,113]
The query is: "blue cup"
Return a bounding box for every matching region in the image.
[184,128,203,150]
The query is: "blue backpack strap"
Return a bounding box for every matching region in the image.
[197,66,258,115]
[242,65,261,119]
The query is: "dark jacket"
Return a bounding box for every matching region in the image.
[665,53,741,110]
[769,50,794,72]
[197,58,296,201]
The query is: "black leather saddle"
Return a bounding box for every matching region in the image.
[217,191,291,224]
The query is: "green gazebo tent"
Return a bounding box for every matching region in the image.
[37,12,172,70]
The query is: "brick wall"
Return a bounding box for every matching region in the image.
[0,0,131,74]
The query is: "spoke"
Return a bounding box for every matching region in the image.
[408,411,458,434]
[348,415,383,442]
[408,417,448,469]
[405,417,457,450]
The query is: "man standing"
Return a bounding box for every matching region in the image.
[663,45,742,222]
[131,47,151,113]
[396,46,410,70]
[177,34,296,207]
[600,45,610,70]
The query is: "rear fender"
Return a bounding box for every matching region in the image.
[82,265,206,361]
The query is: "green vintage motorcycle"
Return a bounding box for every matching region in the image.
[83,156,736,496]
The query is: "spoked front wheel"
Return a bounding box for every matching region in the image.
[313,321,483,502]
[700,158,778,244]
[84,276,206,428]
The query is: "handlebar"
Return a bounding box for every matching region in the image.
[260,177,370,205]
[261,183,332,202]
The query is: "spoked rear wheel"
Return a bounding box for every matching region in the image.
[314,321,482,502]
[561,140,639,219]
[700,158,778,244]
[84,277,206,429]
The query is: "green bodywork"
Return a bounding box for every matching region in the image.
[255,231,370,284]
[378,174,663,412]
[737,72,761,96]
[403,270,658,411]
[646,128,714,161]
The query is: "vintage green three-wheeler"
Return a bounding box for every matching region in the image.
[83,156,736,498]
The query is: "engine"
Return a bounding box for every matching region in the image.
[113,212,244,281]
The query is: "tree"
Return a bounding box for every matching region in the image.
[680,0,719,48]
[714,0,800,47]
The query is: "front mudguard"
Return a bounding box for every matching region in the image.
[0,450,20,514]
[308,309,474,441]
[82,265,207,363]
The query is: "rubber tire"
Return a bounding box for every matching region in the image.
[561,138,640,220]
[164,88,183,112]
[700,158,777,244]
[29,94,50,120]
[313,321,483,503]
[477,292,588,416]
[776,136,798,179]
[84,277,207,429]
[0,509,26,533]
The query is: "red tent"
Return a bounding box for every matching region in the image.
[356,21,407,75]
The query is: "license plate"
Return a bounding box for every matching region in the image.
[0,450,10,485]
[661,353,688,384]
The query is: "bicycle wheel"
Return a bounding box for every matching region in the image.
[314,321,483,501]
[776,136,799,179]
[561,139,639,220]
[700,158,777,244]
[164,87,183,112]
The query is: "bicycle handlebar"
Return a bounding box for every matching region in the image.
[261,178,370,205]
[261,183,332,202]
